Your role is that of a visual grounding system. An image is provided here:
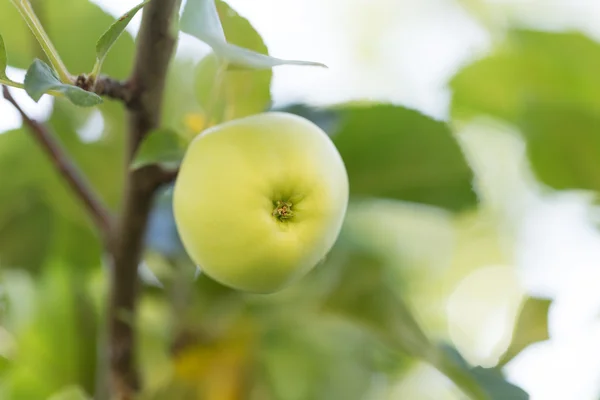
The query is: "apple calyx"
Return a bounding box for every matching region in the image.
[272,200,295,221]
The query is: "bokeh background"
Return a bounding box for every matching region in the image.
[2,0,600,399]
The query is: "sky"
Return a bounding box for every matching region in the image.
[4,0,600,398]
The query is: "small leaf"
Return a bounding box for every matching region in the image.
[498,297,551,367]
[217,43,326,70]
[131,128,187,170]
[24,59,102,107]
[180,0,226,44]
[180,0,326,70]
[194,0,273,122]
[0,33,21,86]
[94,0,150,75]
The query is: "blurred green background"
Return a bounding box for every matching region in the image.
[3,0,600,399]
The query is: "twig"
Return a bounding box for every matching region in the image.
[73,74,133,104]
[105,0,182,398]
[1,85,113,240]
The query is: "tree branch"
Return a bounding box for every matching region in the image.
[74,74,133,104]
[1,85,113,240]
[106,0,181,398]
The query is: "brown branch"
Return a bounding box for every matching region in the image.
[1,85,113,240]
[74,74,133,104]
[106,0,181,398]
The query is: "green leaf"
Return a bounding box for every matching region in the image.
[450,30,600,122]
[439,345,529,400]
[322,240,432,359]
[0,33,8,78]
[0,101,122,273]
[180,0,326,70]
[0,0,135,79]
[94,0,150,76]
[518,102,600,193]
[194,1,272,122]
[0,187,54,272]
[131,128,187,170]
[24,59,102,107]
[331,104,477,213]
[0,33,21,87]
[498,297,551,367]
[2,264,98,399]
[180,0,226,44]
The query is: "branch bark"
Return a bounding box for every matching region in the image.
[1,85,113,240]
[106,0,181,398]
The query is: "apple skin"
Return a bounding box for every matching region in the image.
[172,112,349,293]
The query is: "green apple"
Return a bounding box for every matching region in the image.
[172,112,349,293]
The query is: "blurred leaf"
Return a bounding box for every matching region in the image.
[45,100,125,215]
[195,1,273,122]
[272,103,340,134]
[47,385,90,400]
[332,104,477,212]
[1,0,135,78]
[0,1,31,68]
[163,59,204,136]
[0,102,120,272]
[131,128,186,170]
[439,345,529,400]
[0,34,20,86]
[180,0,325,70]
[451,30,600,122]
[0,189,53,271]
[518,102,600,193]
[0,34,6,74]
[322,242,431,359]
[172,315,257,399]
[2,264,98,399]
[24,59,102,106]
[94,0,149,76]
[259,319,379,400]
[498,297,551,367]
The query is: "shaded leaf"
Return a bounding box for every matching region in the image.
[332,104,477,213]
[272,103,340,134]
[0,34,20,86]
[0,187,53,272]
[131,128,187,170]
[518,102,600,193]
[94,0,150,75]
[2,264,98,399]
[498,297,551,367]
[24,59,102,107]
[439,345,529,400]
[0,34,6,74]
[321,239,431,359]
[180,0,325,70]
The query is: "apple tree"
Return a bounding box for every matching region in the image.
[1,0,579,399]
